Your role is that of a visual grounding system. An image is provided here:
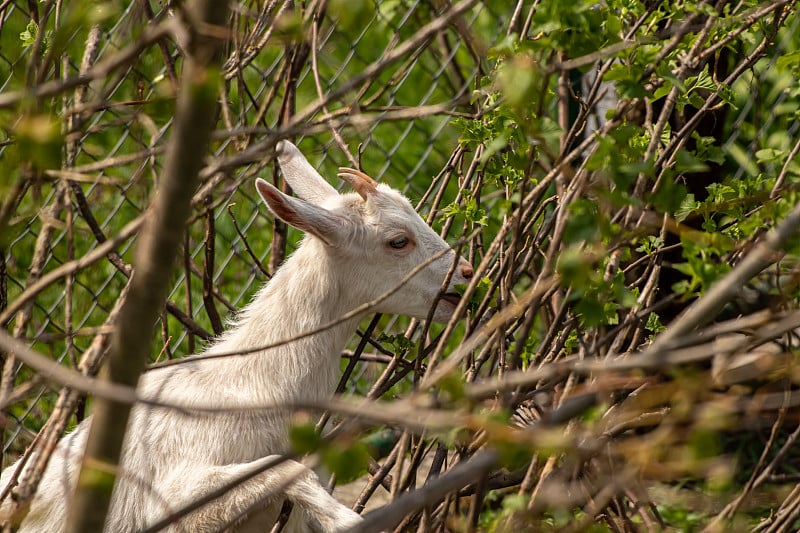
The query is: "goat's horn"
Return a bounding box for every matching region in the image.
[337,167,378,201]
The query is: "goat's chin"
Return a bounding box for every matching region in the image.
[429,299,460,323]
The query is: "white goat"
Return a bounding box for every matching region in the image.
[1,140,474,532]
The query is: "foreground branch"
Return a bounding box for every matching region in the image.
[352,450,498,532]
[646,199,800,357]
[64,2,230,531]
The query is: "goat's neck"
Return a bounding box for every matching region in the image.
[206,239,362,400]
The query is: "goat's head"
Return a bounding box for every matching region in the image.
[255,140,474,323]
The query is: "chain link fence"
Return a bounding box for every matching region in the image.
[0,0,506,456]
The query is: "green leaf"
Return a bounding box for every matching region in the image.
[675,149,709,173]
[659,65,687,95]
[480,134,508,163]
[496,54,540,112]
[361,429,397,459]
[660,122,672,145]
[495,439,534,471]
[755,148,784,164]
[603,301,619,325]
[636,235,665,254]
[455,277,493,313]
[645,313,665,333]
[775,50,800,72]
[671,279,692,296]
[692,133,726,164]
[575,296,605,327]
[15,115,63,171]
[322,442,371,484]
[675,193,698,222]
[613,284,638,309]
[556,245,593,287]
[289,423,323,455]
[615,79,650,99]
[443,196,488,226]
[377,333,413,356]
[439,371,466,402]
[688,65,717,93]
[688,428,721,460]
[19,20,38,47]
[650,180,688,214]
[652,83,672,102]
[488,33,519,58]
[563,199,601,244]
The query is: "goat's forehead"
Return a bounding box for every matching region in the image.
[333,186,417,217]
[321,192,362,210]
[375,185,416,212]
[326,187,438,234]
[373,189,434,229]
[373,188,449,247]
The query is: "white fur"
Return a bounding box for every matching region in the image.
[0,141,473,532]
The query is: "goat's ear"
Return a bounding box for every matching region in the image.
[275,141,338,205]
[255,178,344,246]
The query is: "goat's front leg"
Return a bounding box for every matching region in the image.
[153,457,362,533]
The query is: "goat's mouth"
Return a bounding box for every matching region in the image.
[441,293,462,307]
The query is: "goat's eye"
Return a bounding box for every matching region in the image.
[388,236,409,249]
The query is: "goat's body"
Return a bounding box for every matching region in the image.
[3,240,362,532]
[1,141,473,531]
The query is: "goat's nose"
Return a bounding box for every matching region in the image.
[459,261,474,280]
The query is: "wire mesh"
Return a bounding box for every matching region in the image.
[0,0,506,456]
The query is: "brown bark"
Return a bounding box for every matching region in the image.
[64,1,230,531]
